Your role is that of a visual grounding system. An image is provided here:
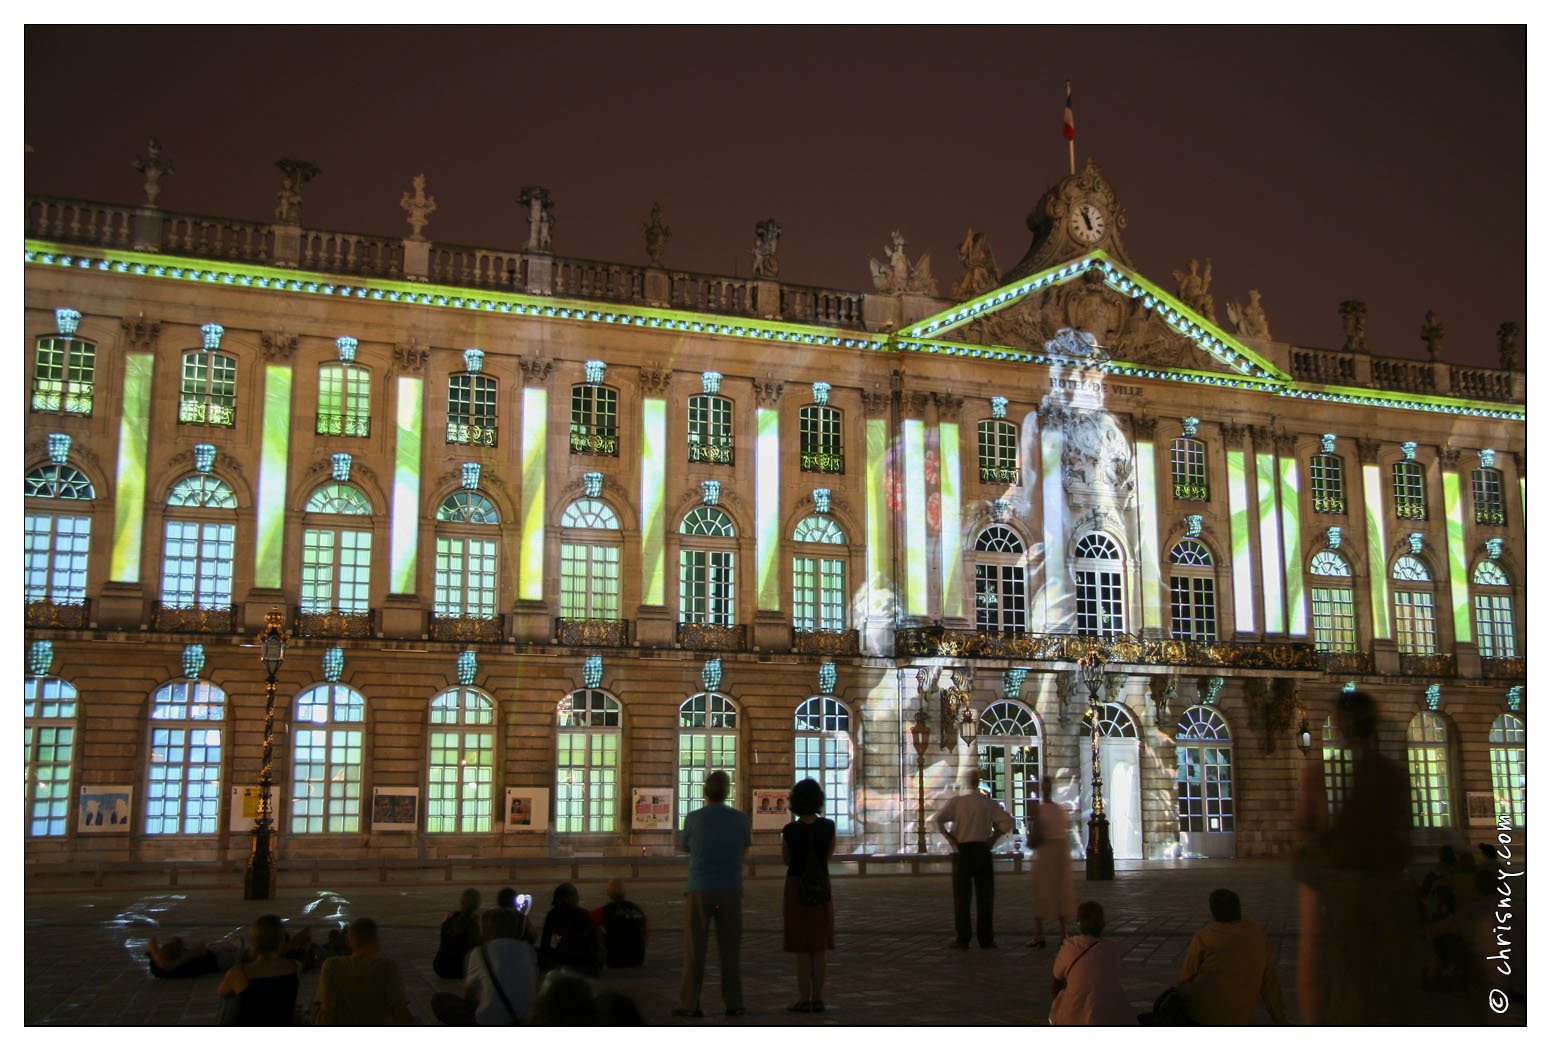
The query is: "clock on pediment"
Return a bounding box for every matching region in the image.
[1004,157,1133,282]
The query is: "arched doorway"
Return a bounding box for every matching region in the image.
[974,699,1041,852]
[1078,702,1142,859]
[1175,705,1235,857]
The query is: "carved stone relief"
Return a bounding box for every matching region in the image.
[261,332,298,362]
[637,366,673,397]
[392,341,429,373]
[753,380,784,408]
[119,317,160,353]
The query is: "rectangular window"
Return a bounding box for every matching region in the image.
[1408,745,1451,828]
[32,337,96,414]
[1169,576,1217,640]
[570,385,619,456]
[301,529,371,614]
[1310,586,1357,651]
[1323,743,1353,815]
[291,728,363,834]
[426,730,493,833]
[447,374,498,446]
[677,732,737,825]
[1393,591,1436,654]
[161,521,235,609]
[1171,439,1209,501]
[793,556,846,632]
[25,724,74,836]
[1075,569,1123,635]
[680,550,735,626]
[977,420,1018,484]
[688,395,733,464]
[317,364,371,437]
[1474,594,1515,658]
[1472,468,1505,525]
[24,513,90,603]
[560,543,620,619]
[1177,745,1234,833]
[1392,462,1427,520]
[434,536,498,619]
[796,734,852,835]
[145,726,222,835]
[556,731,618,833]
[800,406,843,473]
[975,564,1027,634]
[179,352,237,426]
[1310,455,1346,514]
[1489,747,1526,828]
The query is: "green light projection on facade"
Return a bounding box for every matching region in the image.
[519,387,547,601]
[1226,450,1255,633]
[1279,457,1307,635]
[1040,424,1068,625]
[109,353,152,581]
[903,418,928,616]
[939,421,962,620]
[1362,464,1390,639]
[865,417,889,617]
[640,398,666,606]
[1256,452,1284,634]
[1443,470,1471,641]
[390,377,423,593]
[756,407,780,610]
[255,365,292,588]
[1135,440,1163,630]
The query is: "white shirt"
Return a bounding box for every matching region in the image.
[462,937,537,1025]
[933,790,1015,845]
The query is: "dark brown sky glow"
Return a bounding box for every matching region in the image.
[25,25,1525,369]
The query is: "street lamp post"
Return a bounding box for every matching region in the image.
[244,608,288,900]
[909,711,929,853]
[1078,655,1115,881]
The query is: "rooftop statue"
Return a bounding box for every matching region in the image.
[399,174,437,242]
[1339,300,1368,352]
[131,137,173,207]
[1420,310,1445,362]
[1172,258,1214,320]
[951,229,1000,300]
[1497,321,1520,371]
[751,218,782,279]
[868,231,936,295]
[642,202,671,266]
[273,158,320,225]
[1225,288,1271,340]
[517,186,555,252]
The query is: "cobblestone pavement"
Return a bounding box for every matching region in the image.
[24,858,1522,1028]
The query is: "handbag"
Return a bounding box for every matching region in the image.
[1050,939,1097,998]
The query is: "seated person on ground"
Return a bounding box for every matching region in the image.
[538,882,604,976]
[215,914,301,1025]
[1177,888,1287,1025]
[589,877,648,968]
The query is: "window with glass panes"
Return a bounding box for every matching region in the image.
[975,525,1026,634]
[25,678,77,837]
[1407,711,1452,828]
[24,465,94,605]
[1168,539,1217,640]
[427,687,494,833]
[679,507,735,627]
[1310,454,1346,514]
[977,420,1018,483]
[447,374,497,446]
[291,684,365,834]
[975,701,1041,836]
[1472,561,1516,658]
[556,690,621,833]
[1488,714,1526,828]
[570,384,618,456]
[1390,556,1437,654]
[317,362,371,437]
[1176,706,1234,833]
[1392,461,1426,519]
[145,680,225,835]
[678,693,738,824]
[559,500,621,620]
[1171,437,1209,501]
[688,394,733,464]
[161,475,238,611]
[792,515,846,632]
[179,351,237,426]
[1321,716,1353,815]
[1472,468,1505,525]
[795,697,853,834]
[1074,533,1124,635]
[1310,551,1356,651]
[32,335,95,414]
[799,405,843,473]
[301,484,372,614]
[435,492,499,618]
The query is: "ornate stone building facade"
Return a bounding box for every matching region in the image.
[23,160,1525,868]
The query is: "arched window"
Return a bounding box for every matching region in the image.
[1472,560,1516,659]
[570,383,618,456]
[795,697,853,835]
[556,690,621,833]
[24,464,94,607]
[1321,715,1353,815]
[560,500,621,621]
[1488,714,1526,828]
[1168,539,1217,641]
[679,507,736,627]
[427,686,495,833]
[290,684,365,834]
[1079,702,1143,858]
[448,372,497,446]
[678,693,737,824]
[799,404,843,474]
[977,419,1018,484]
[1391,460,1426,520]
[25,677,77,837]
[1170,436,1209,501]
[179,348,237,426]
[1472,466,1505,525]
[975,525,1027,635]
[1309,551,1356,651]
[32,328,95,414]
[975,700,1040,835]
[1407,711,1452,828]
[792,515,847,632]
[1310,453,1346,515]
[161,474,238,611]
[1074,533,1124,636]
[301,483,373,615]
[688,393,733,464]
[316,360,371,437]
[1176,706,1234,838]
[435,491,499,619]
[146,680,225,835]
[1391,555,1437,655]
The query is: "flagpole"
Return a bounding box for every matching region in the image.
[1069,139,1075,177]
[1063,80,1076,175]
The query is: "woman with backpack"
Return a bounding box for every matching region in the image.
[781,777,836,1014]
[433,887,483,979]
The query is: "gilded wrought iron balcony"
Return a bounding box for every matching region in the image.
[446,415,497,446]
[24,599,88,629]
[1318,650,1375,675]
[1173,482,1210,501]
[555,617,630,647]
[31,379,93,415]
[315,412,371,438]
[800,449,844,474]
[688,439,734,465]
[294,608,374,639]
[149,602,236,633]
[1312,494,1347,515]
[177,396,235,427]
[1394,499,1427,520]
[980,463,1018,484]
[1482,657,1526,680]
[428,612,505,643]
[793,628,859,655]
[1475,506,1506,525]
[676,622,746,651]
[895,626,1320,670]
[1400,653,1457,678]
[570,429,619,456]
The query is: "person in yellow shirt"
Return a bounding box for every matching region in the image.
[1177,889,1287,1025]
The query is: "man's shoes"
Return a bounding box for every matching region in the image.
[950,941,969,950]
[671,1008,704,1018]
[980,941,998,949]
[810,1000,825,1013]
[725,1007,747,1017]
[788,1001,813,1013]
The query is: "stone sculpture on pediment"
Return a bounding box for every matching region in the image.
[1061,409,1133,495]
[1339,300,1368,352]
[869,231,937,295]
[1172,258,1214,321]
[518,187,555,253]
[952,229,1001,300]
[273,158,319,225]
[1225,288,1271,340]
[642,203,671,266]
[751,219,782,279]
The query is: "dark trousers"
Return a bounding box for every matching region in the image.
[678,888,744,1012]
[952,842,995,947]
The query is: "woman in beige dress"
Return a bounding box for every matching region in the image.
[1027,776,1075,948]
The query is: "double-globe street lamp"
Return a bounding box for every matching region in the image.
[1078,654,1115,881]
[244,608,288,900]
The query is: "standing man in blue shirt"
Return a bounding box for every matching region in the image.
[674,770,752,1018]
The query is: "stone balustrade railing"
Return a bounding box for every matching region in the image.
[1451,364,1516,402]
[1286,341,1522,403]
[1370,355,1439,394]
[1289,346,1359,385]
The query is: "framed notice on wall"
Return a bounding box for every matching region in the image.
[751,789,790,830]
[1466,791,1497,827]
[631,788,673,830]
[505,787,549,832]
[371,787,419,830]
[78,785,132,833]
[230,786,266,832]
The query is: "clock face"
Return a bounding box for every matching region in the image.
[1069,203,1106,243]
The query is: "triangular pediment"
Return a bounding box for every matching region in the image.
[899,252,1288,381]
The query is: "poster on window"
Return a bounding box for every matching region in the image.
[78,785,132,833]
[751,789,791,829]
[631,788,674,830]
[371,787,419,830]
[505,787,549,832]
[229,786,270,832]
[1466,791,1497,826]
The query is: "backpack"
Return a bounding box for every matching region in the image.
[797,824,832,907]
[433,912,478,979]
[601,900,647,968]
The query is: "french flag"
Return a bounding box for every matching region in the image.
[1063,82,1075,142]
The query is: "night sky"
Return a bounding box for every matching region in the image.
[25,26,1526,369]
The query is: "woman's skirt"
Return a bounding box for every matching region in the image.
[782,874,836,952]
